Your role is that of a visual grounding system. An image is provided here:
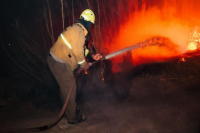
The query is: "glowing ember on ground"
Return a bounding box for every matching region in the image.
[101,72,104,82]
[85,70,89,74]
[180,58,186,62]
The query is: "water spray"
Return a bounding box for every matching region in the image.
[101,39,157,61]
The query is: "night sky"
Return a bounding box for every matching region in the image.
[0,0,86,46]
[1,1,45,76]
[1,1,45,43]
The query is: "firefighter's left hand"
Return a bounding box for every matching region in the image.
[92,53,102,61]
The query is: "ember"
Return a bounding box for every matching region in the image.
[101,72,104,82]
[180,58,186,62]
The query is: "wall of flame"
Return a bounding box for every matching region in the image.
[97,0,200,72]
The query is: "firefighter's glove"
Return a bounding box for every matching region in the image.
[92,53,102,61]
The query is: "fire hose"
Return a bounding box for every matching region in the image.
[3,41,152,132]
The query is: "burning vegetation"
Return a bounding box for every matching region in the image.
[100,0,200,73]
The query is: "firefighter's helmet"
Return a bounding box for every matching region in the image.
[80,9,95,24]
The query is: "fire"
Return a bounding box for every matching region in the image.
[187,26,200,51]
[101,0,200,73]
[101,71,104,82]
[85,70,89,74]
[188,42,198,50]
[180,58,186,62]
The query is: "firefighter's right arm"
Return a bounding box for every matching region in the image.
[84,46,102,62]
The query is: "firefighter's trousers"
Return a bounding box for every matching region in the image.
[47,55,77,122]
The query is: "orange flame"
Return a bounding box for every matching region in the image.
[180,57,186,62]
[188,42,198,50]
[102,0,200,73]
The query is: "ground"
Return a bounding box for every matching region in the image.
[0,54,200,133]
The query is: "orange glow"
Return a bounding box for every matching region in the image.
[132,45,179,64]
[85,70,89,74]
[188,42,198,50]
[102,0,200,73]
[180,58,186,62]
[101,72,104,82]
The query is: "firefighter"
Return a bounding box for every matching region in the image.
[47,9,102,124]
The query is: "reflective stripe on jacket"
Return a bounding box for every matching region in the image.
[50,23,87,70]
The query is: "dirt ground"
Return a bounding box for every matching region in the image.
[1,56,200,133]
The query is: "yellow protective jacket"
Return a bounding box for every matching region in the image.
[50,23,88,70]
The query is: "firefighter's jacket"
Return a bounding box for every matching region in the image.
[50,23,88,70]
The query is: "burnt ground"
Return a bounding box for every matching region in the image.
[1,53,200,133]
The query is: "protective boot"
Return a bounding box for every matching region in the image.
[68,107,86,124]
[68,114,86,124]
